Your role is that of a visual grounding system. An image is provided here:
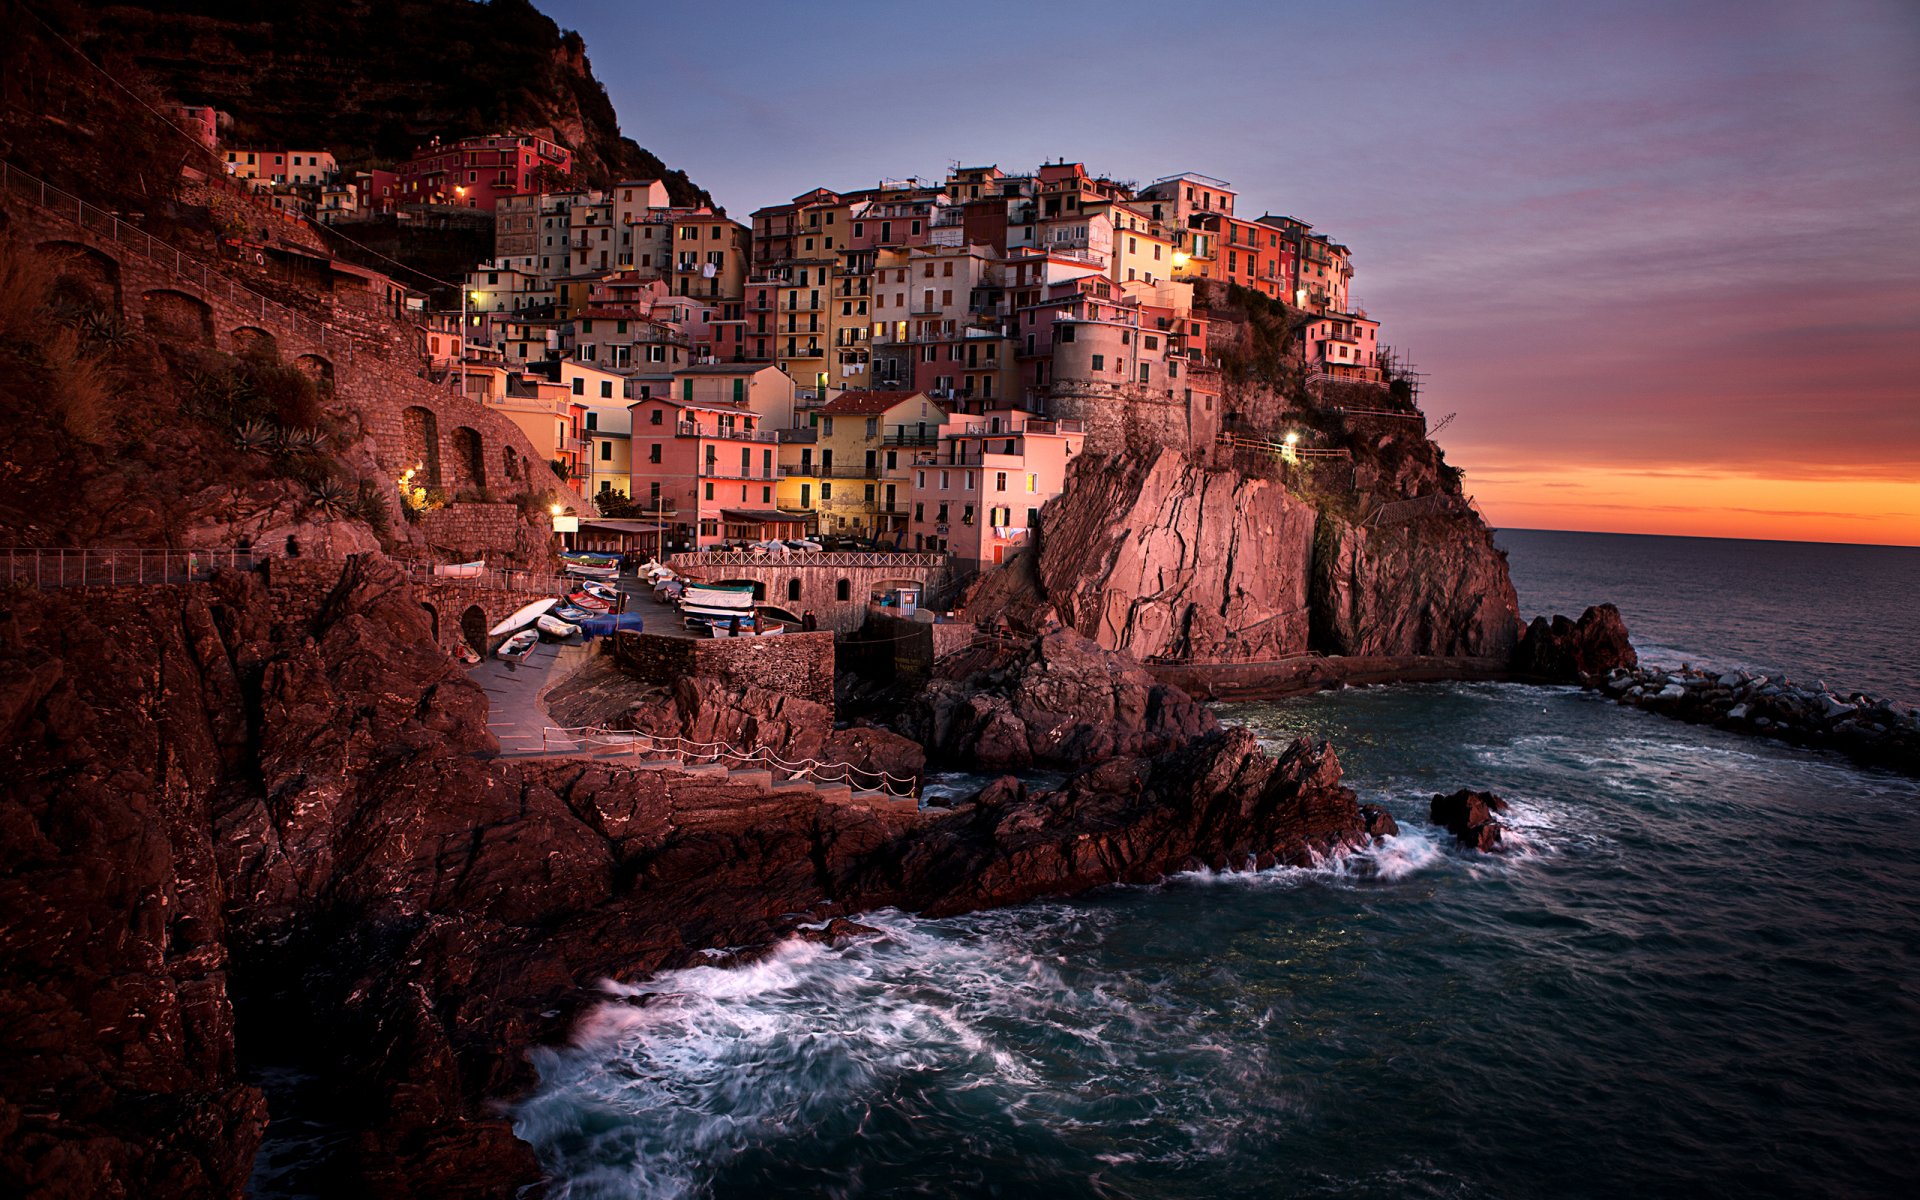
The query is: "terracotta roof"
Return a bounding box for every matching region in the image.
[818,389,928,416]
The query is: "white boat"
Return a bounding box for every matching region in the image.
[535,613,581,639]
[495,629,539,660]
[563,561,619,579]
[488,597,558,636]
[681,583,756,610]
[433,560,485,578]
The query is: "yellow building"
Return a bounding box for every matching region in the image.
[813,389,946,543]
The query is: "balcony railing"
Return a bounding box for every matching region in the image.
[699,463,778,481]
[677,422,779,442]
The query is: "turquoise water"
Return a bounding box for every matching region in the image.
[518,535,1920,1198]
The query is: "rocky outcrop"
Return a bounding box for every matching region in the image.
[1595,665,1920,776]
[1310,514,1522,659]
[980,444,1523,666]
[1032,450,1316,662]
[908,627,1218,770]
[1429,788,1508,851]
[1,556,1365,1198]
[1512,604,1638,683]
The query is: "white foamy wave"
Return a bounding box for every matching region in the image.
[514,908,1255,1196]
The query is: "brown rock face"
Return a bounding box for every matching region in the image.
[997,446,1523,665]
[1310,516,1523,659]
[911,628,1219,769]
[1034,449,1317,662]
[1512,604,1638,683]
[1429,788,1508,851]
[1,556,1366,1198]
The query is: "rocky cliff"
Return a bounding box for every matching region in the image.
[0,556,1369,1197]
[985,442,1522,665]
[66,0,706,203]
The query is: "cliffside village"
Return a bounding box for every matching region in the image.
[197,120,1394,573]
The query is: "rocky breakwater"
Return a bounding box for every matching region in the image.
[969,444,1524,666]
[1597,664,1920,776]
[0,555,1375,1198]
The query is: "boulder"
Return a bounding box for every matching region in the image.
[1429,788,1507,852]
[1512,603,1637,683]
[1359,804,1401,838]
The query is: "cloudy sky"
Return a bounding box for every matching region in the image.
[540,0,1920,545]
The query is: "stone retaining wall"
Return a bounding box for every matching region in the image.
[614,629,837,706]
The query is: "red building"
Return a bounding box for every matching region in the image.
[394,134,573,210]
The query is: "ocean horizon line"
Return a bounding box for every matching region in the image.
[1496,526,1920,552]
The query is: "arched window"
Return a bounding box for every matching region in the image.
[787,578,801,602]
[836,578,850,601]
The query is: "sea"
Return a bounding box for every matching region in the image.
[512,530,1920,1200]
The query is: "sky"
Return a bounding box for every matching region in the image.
[540,0,1920,546]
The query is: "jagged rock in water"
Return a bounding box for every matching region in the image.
[1429,788,1508,851]
[1512,603,1638,683]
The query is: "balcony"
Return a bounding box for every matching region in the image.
[777,427,819,444]
[883,426,939,446]
[699,463,778,481]
[677,421,779,443]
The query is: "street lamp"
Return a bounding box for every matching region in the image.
[1282,431,1300,464]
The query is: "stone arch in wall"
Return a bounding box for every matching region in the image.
[449,426,486,491]
[38,240,122,316]
[230,325,279,358]
[421,602,440,644]
[142,288,213,344]
[401,405,443,486]
[294,353,335,387]
[460,604,489,653]
[502,444,522,483]
[786,577,802,602]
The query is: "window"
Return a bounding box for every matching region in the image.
[865,417,878,438]
[1028,473,1038,492]
[649,409,663,425]
[995,472,1007,491]
[1058,324,1075,343]
[600,442,612,461]
[836,579,851,601]
[704,482,714,499]
[733,378,745,403]
[649,444,661,463]
[571,378,584,395]
[1092,354,1105,372]
[821,482,832,499]
[601,380,614,398]
[787,578,801,601]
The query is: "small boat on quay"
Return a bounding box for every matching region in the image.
[495,629,539,660]
[487,597,558,636]
[535,613,582,640]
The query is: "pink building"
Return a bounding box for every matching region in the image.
[627,397,782,547]
[907,408,1085,567]
[395,134,573,210]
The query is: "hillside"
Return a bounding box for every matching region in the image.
[71,0,708,204]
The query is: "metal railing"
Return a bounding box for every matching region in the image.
[3,547,261,589]
[1,160,341,349]
[669,550,947,569]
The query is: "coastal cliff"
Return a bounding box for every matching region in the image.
[0,557,1367,1196]
[973,443,1522,665]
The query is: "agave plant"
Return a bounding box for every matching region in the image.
[80,310,133,351]
[234,419,275,452]
[308,476,355,520]
[284,426,323,453]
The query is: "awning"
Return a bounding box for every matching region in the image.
[579,519,669,534]
[719,509,809,525]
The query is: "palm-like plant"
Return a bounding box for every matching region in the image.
[308,477,354,520]
[285,426,323,453]
[234,419,274,452]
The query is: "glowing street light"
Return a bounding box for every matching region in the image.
[1282,431,1300,464]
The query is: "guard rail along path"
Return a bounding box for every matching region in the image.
[538,725,920,800]
[3,546,261,589]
